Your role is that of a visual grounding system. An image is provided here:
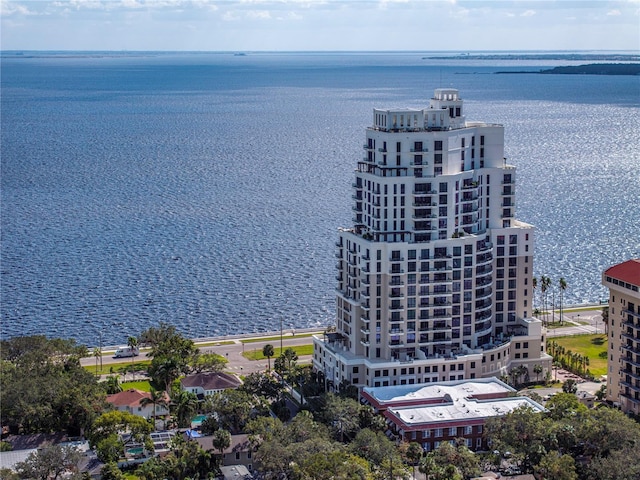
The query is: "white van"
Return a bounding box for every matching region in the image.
[113,346,139,358]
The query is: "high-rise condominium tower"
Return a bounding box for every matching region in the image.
[313,88,552,389]
[602,259,640,415]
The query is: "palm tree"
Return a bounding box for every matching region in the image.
[140,388,168,426]
[172,390,198,428]
[532,276,538,310]
[559,277,567,325]
[541,276,551,325]
[262,344,274,371]
[127,336,138,380]
[93,347,102,377]
[104,375,122,394]
[153,357,182,396]
[211,429,231,465]
[533,364,543,382]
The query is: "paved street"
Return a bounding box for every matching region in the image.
[83,306,607,378]
[545,307,606,337]
[81,328,321,376]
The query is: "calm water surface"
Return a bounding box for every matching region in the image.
[2,52,639,345]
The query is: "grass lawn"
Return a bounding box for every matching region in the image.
[242,344,314,361]
[241,333,318,344]
[85,360,151,376]
[195,340,236,347]
[551,334,608,377]
[120,380,152,392]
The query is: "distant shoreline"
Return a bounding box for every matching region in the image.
[496,63,640,76]
[424,54,640,62]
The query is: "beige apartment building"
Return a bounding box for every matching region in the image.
[602,258,640,414]
[313,88,551,390]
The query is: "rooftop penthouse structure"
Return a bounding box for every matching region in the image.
[313,88,551,390]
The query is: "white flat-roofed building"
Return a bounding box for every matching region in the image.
[361,377,544,451]
[313,88,551,390]
[602,259,640,415]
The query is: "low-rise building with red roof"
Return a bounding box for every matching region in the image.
[106,389,170,419]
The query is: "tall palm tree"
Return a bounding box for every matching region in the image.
[127,336,138,380]
[262,344,274,371]
[153,356,182,396]
[541,276,551,325]
[559,277,567,325]
[532,276,538,310]
[93,347,102,377]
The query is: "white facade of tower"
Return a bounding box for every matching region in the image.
[313,89,552,389]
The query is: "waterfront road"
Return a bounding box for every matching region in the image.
[82,306,606,377]
[81,328,322,376]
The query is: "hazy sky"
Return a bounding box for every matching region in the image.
[2,0,639,51]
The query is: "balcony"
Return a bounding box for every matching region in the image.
[476,253,493,265]
[414,223,437,232]
[389,303,405,312]
[389,328,404,335]
[389,340,404,347]
[361,316,371,324]
[622,331,640,342]
[410,147,429,152]
[433,322,451,331]
[476,287,493,301]
[360,327,371,335]
[623,355,640,368]
[360,338,371,346]
[624,308,640,319]
[462,193,478,201]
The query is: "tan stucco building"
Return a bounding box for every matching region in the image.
[602,259,640,414]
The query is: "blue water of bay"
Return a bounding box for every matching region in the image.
[1,52,639,346]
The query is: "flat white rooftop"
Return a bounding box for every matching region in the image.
[388,396,544,426]
[362,377,514,405]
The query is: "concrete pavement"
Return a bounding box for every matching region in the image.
[81,328,322,376]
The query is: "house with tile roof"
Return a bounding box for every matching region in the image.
[180,372,242,399]
[106,389,170,419]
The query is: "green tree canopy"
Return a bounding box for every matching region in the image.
[14,445,83,480]
[0,336,106,435]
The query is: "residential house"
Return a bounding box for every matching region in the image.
[194,433,254,471]
[106,389,170,419]
[180,372,242,400]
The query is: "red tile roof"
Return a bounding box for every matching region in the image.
[605,259,640,286]
[106,389,169,408]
